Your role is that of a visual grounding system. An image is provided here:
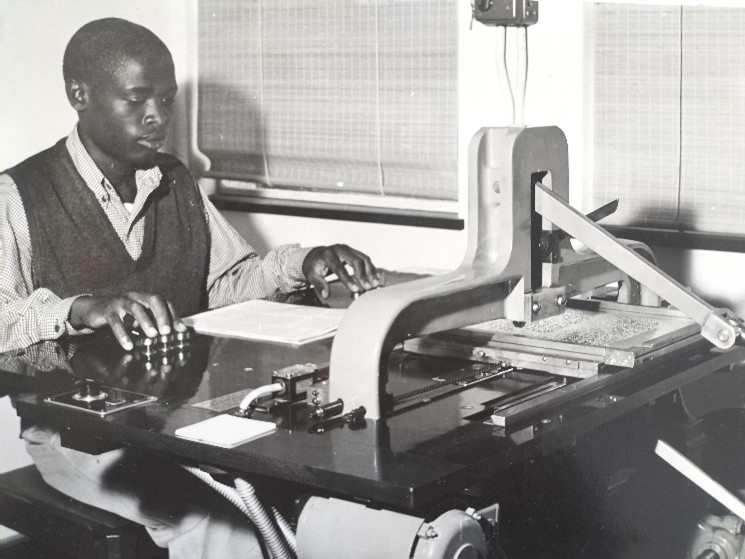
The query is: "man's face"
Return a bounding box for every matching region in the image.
[78,53,178,172]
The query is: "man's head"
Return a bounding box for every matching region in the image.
[63,18,172,90]
[63,18,178,175]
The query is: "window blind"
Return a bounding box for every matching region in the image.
[592,3,745,236]
[197,0,459,202]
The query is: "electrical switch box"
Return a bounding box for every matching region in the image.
[473,0,539,26]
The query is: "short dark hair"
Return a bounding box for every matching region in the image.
[63,18,172,86]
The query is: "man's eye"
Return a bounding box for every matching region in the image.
[162,97,176,106]
[126,98,146,105]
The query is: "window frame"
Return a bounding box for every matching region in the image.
[188,0,471,227]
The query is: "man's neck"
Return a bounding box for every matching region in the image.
[110,173,137,204]
[77,129,137,203]
[98,164,136,204]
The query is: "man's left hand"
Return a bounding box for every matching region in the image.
[302,244,380,300]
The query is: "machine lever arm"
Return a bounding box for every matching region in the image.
[534,182,743,349]
[539,198,618,260]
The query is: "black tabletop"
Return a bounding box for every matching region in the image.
[4,284,745,511]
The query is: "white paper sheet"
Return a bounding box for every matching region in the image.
[175,414,276,448]
[183,300,346,345]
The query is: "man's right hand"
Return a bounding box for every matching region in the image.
[69,292,186,350]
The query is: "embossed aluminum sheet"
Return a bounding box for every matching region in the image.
[463,308,659,347]
[404,301,702,377]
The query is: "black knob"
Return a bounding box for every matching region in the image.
[73,379,107,402]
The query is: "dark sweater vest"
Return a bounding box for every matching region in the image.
[5,139,209,317]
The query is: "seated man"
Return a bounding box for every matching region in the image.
[0,17,380,558]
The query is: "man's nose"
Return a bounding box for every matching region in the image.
[143,99,169,128]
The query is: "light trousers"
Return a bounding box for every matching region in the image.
[22,425,264,559]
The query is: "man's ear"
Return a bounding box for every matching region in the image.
[65,79,89,111]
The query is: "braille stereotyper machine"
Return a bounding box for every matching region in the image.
[28,2,745,558]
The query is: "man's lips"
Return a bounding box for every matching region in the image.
[137,136,166,151]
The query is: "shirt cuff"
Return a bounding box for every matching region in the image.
[286,246,314,285]
[60,295,93,336]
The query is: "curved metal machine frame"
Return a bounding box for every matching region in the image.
[330,126,721,419]
[329,126,745,419]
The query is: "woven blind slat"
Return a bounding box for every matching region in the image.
[197,0,459,202]
[593,3,745,235]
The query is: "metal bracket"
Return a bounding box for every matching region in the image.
[523,285,569,323]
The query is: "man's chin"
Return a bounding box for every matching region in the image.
[132,151,159,170]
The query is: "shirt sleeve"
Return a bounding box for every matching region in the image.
[0,174,86,352]
[201,188,313,309]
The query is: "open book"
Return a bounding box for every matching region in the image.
[183,300,346,345]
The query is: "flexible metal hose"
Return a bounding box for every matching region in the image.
[272,507,298,555]
[235,477,295,559]
[183,465,295,559]
[183,465,251,515]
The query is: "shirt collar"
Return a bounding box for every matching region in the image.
[65,126,163,194]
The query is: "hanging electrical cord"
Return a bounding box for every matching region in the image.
[496,25,529,126]
[472,0,535,124]
[496,25,515,123]
[182,465,296,559]
[514,26,528,126]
